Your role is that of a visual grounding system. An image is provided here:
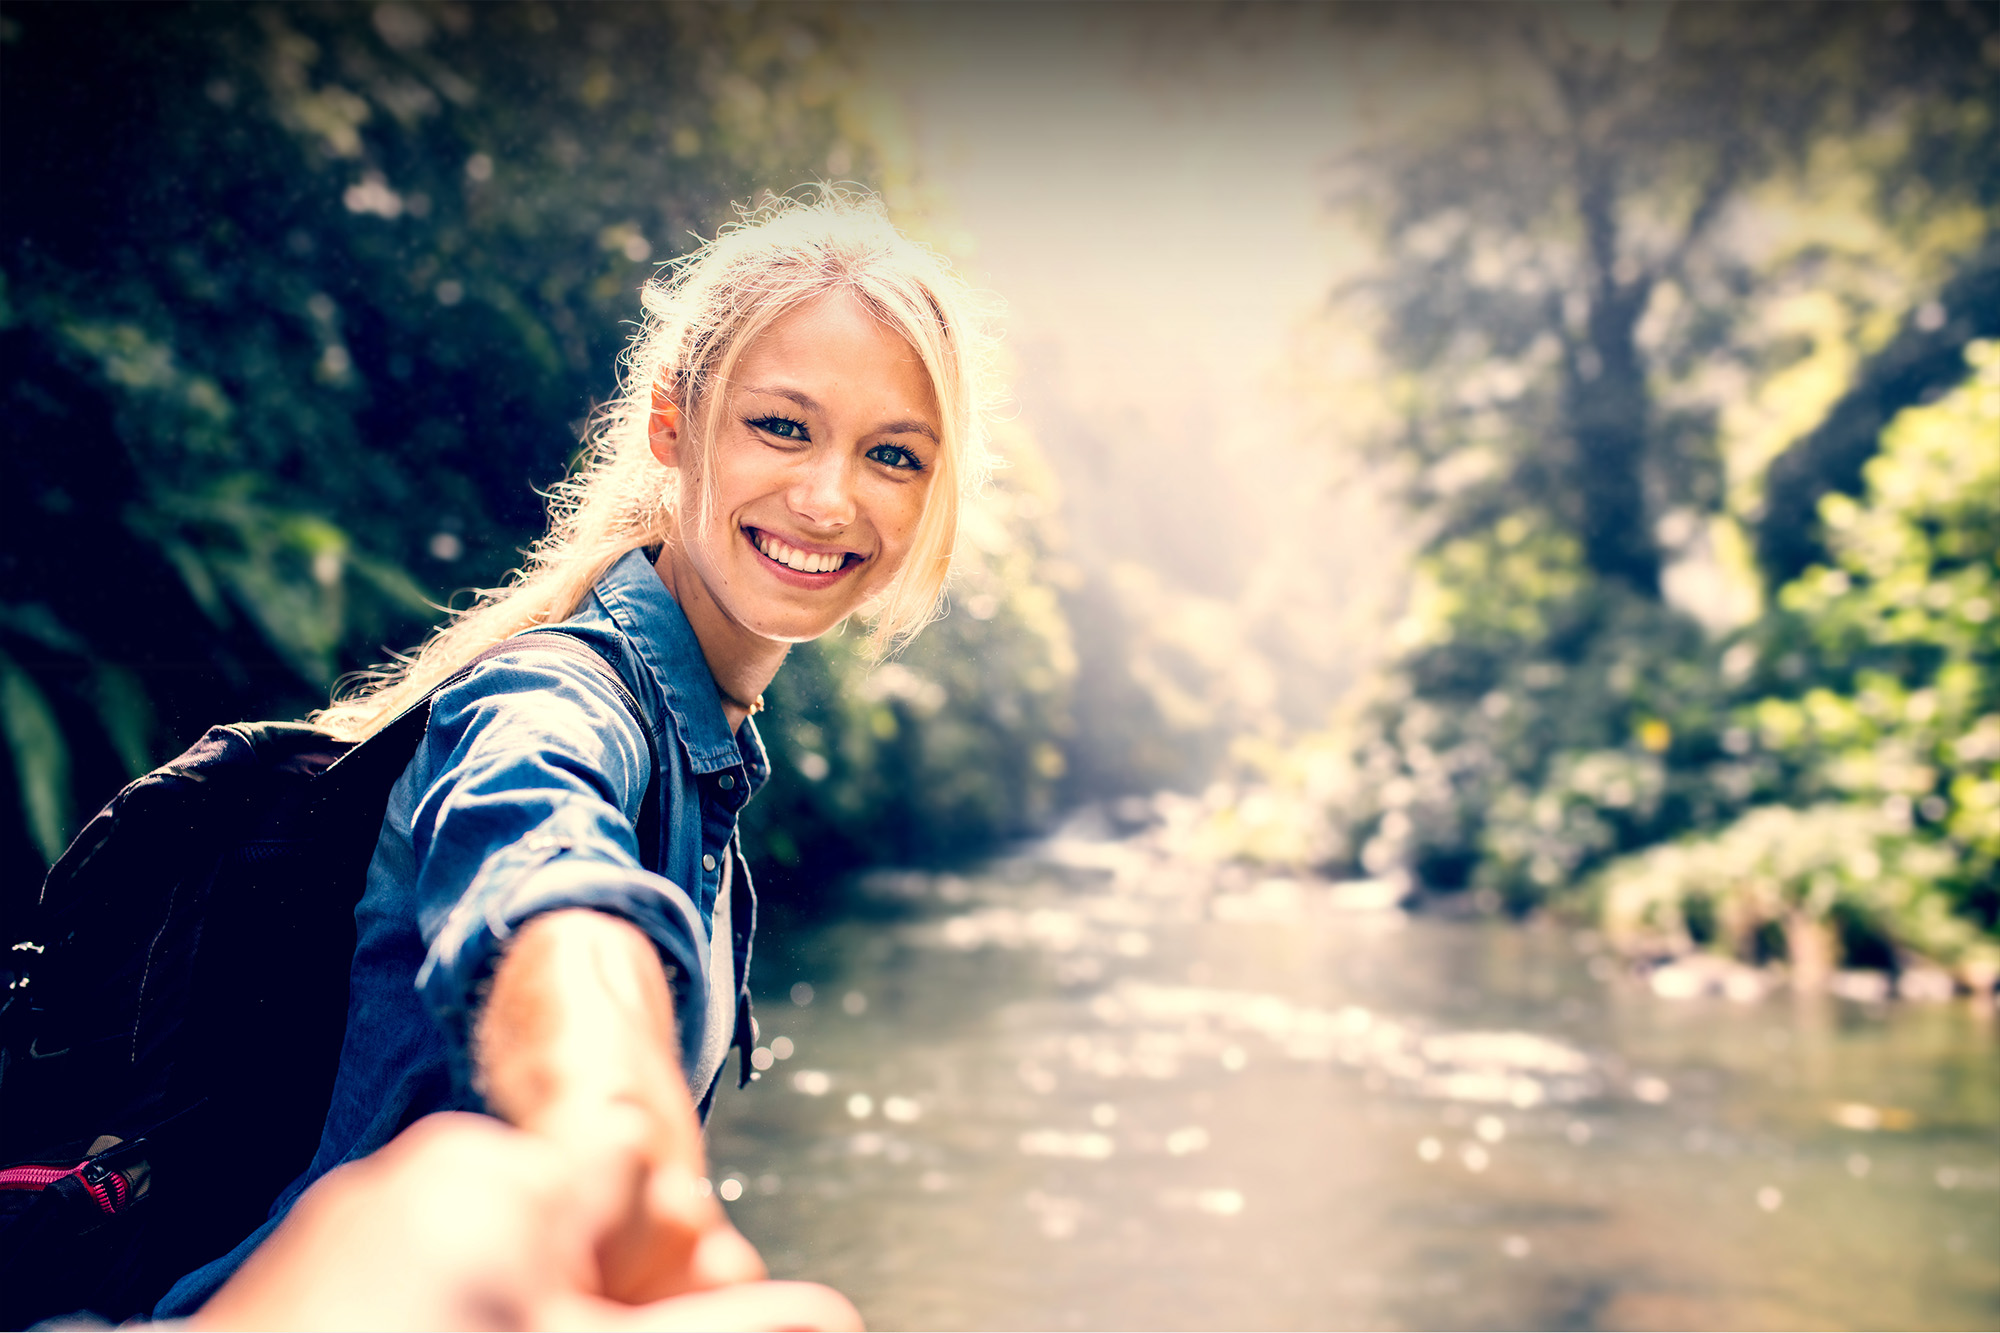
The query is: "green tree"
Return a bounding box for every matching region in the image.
[1343,2,1995,600]
[1316,2,1998,906]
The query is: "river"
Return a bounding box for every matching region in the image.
[707,824,2000,1331]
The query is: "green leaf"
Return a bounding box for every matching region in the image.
[0,649,75,865]
[90,663,157,778]
[154,538,231,627]
[348,548,442,617]
[0,600,88,654]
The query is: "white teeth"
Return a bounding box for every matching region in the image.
[756,532,843,574]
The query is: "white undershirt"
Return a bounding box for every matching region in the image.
[689,853,734,1101]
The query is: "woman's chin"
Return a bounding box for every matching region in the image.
[735,603,860,646]
[729,570,884,644]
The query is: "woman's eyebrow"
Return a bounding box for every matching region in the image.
[876,418,940,444]
[746,385,824,415]
[745,384,939,443]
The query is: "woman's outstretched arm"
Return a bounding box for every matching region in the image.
[477,908,764,1302]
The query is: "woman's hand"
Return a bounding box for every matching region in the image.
[194,1113,860,1331]
[474,909,764,1300]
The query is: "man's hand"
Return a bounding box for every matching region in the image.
[194,1114,861,1332]
[473,909,764,1301]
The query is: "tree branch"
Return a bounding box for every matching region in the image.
[1754,235,2000,587]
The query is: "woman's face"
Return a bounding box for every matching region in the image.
[657,291,942,646]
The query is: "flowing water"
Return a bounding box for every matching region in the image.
[707,827,2000,1331]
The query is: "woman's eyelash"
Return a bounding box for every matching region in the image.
[867,443,925,471]
[748,416,922,471]
[749,414,810,441]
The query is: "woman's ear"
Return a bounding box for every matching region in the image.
[649,382,684,468]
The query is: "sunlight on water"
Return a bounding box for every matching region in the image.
[709,827,2000,1330]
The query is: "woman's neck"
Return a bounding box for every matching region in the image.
[651,545,788,734]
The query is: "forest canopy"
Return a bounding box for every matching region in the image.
[0,1,1075,902]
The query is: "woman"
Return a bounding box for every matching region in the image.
[155,189,996,1317]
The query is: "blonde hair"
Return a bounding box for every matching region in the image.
[315,188,995,741]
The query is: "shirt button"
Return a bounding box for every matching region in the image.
[718,774,735,790]
[702,853,717,872]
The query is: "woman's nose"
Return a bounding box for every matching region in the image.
[788,447,857,531]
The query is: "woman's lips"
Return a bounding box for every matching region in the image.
[744,526,861,586]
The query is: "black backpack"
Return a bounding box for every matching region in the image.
[0,631,655,1327]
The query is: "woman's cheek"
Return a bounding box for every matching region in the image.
[870,509,919,581]
[890,474,932,541]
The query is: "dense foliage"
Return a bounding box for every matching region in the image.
[1596,350,1999,980]
[1276,2,1999,979]
[0,2,1073,904]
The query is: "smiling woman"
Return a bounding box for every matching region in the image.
[142,189,999,1320]
[649,288,951,715]
[318,189,994,742]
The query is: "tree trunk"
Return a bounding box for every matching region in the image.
[1564,154,1662,599]
[1783,910,1837,992]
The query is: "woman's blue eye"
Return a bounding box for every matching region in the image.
[867,442,924,471]
[751,416,809,442]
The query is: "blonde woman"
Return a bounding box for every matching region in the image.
[155,190,994,1319]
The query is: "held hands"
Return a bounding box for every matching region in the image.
[194,1113,861,1332]
[200,911,858,1330]
[473,910,769,1304]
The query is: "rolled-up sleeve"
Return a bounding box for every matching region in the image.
[406,651,707,1082]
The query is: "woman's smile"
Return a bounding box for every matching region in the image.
[744,525,864,584]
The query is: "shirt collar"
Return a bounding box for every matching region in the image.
[592,547,757,777]
[735,713,770,795]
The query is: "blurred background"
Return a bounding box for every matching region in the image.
[3,2,1995,1328]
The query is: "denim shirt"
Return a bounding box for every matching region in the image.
[156,547,766,1316]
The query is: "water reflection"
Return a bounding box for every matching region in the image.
[710,826,2000,1330]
